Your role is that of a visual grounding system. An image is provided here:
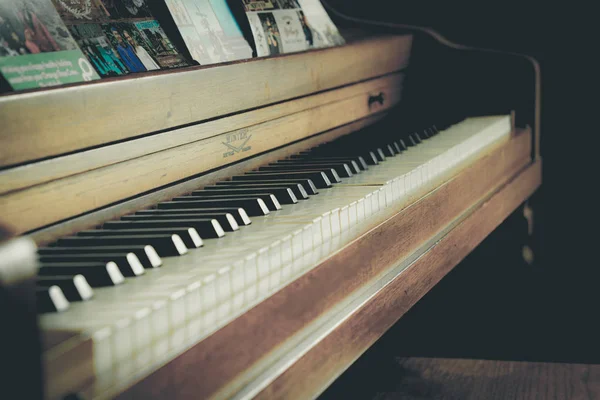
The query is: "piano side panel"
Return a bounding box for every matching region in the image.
[111,130,533,400]
[0,35,412,168]
[1,77,402,235]
[256,160,542,400]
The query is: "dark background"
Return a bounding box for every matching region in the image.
[317,1,596,398]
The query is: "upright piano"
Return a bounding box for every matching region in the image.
[0,13,541,400]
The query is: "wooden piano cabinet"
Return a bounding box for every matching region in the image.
[257,161,541,400]
[112,130,540,400]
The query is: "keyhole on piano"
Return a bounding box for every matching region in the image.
[368,92,385,108]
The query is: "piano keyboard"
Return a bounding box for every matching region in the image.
[38,115,511,393]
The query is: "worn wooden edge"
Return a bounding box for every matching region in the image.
[1,81,401,235]
[255,160,542,400]
[0,34,412,167]
[113,130,532,400]
[0,74,403,195]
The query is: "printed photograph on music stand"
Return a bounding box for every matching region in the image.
[258,12,281,55]
[0,0,99,90]
[102,22,156,72]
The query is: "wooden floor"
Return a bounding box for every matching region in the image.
[319,203,600,400]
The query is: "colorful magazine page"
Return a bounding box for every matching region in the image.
[242,0,306,56]
[164,0,252,65]
[0,0,99,91]
[242,0,343,56]
[53,0,191,72]
[69,23,128,76]
[98,0,152,19]
[51,0,110,23]
[209,0,252,59]
[296,0,344,47]
[101,22,157,72]
[133,19,190,68]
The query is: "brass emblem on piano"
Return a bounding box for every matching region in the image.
[223,128,252,158]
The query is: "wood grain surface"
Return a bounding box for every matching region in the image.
[0,74,402,195]
[0,35,412,167]
[112,131,533,400]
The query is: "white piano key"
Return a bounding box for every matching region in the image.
[357,198,365,222]
[243,254,258,303]
[215,267,233,320]
[201,274,218,330]
[312,217,323,247]
[384,183,393,205]
[378,188,386,209]
[321,211,332,242]
[133,308,153,369]
[348,201,357,227]
[302,225,313,253]
[269,240,282,289]
[339,206,349,232]
[230,261,246,311]
[185,281,203,339]
[364,193,373,217]
[330,208,341,236]
[257,247,271,295]
[292,229,304,261]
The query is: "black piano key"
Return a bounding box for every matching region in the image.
[374,147,387,161]
[137,208,251,226]
[38,245,162,269]
[38,253,145,277]
[391,141,402,154]
[263,162,353,178]
[104,220,225,239]
[36,286,69,313]
[256,165,342,182]
[407,135,417,146]
[398,139,408,151]
[289,155,367,171]
[56,235,188,257]
[79,228,204,249]
[130,212,239,232]
[192,187,298,204]
[414,132,423,143]
[159,199,270,217]
[273,160,356,176]
[234,171,332,189]
[37,275,93,301]
[320,149,378,165]
[153,207,252,225]
[127,214,240,233]
[214,180,315,196]
[38,262,124,287]
[173,194,281,211]
[380,143,396,157]
[306,140,380,164]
